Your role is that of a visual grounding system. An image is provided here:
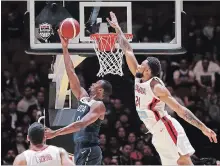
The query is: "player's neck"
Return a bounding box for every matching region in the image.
[140,78,148,83]
[30,144,47,151]
[90,95,101,101]
[136,76,151,83]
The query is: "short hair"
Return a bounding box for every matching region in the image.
[28,122,44,145]
[146,57,161,77]
[101,80,112,97]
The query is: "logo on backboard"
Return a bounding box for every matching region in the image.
[38,23,53,42]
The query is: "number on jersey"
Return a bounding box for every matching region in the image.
[135,96,140,107]
[76,116,81,121]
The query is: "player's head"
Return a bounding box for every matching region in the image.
[89,80,112,101]
[27,122,45,145]
[136,56,161,81]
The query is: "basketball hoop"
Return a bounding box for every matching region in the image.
[90,33,133,77]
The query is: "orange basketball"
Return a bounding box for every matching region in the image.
[60,18,80,39]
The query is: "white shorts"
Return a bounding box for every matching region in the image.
[150,115,195,165]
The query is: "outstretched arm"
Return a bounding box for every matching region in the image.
[58,30,88,100]
[151,80,217,143]
[45,101,105,139]
[107,12,138,76]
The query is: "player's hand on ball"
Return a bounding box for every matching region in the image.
[57,29,69,48]
[45,127,57,139]
[202,127,218,143]
[106,11,119,29]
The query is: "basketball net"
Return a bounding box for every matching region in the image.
[90,21,132,77]
[91,33,132,77]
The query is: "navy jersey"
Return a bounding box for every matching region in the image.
[73,97,102,145]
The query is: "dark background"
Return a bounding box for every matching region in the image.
[1,1,220,165]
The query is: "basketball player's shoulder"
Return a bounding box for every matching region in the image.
[47,146,68,157]
[58,147,66,152]
[13,152,27,165]
[93,101,106,110]
[48,145,57,149]
[150,77,169,97]
[58,147,68,156]
[149,77,163,89]
[91,101,106,116]
[48,145,62,152]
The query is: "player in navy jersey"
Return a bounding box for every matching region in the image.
[45,30,112,165]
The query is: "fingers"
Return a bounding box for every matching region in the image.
[57,29,65,40]
[57,29,69,46]
[44,126,50,130]
[110,11,115,17]
[212,135,218,143]
[106,18,111,23]
[207,130,218,143]
[106,18,116,28]
[57,29,63,40]
[211,131,218,143]
[208,135,213,143]
[44,127,49,131]
[45,129,50,132]
[106,18,111,24]
[57,29,61,36]
[109,11,117,21]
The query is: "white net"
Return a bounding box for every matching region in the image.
[94,47,124,77]
[91,34,132,77]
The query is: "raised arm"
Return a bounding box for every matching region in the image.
[107,12,139,76]
[58,30,88,100]
[45,101,105,139]
[151,79,217,143]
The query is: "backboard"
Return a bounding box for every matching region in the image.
[27,0,185,55]
[26,0,185,109]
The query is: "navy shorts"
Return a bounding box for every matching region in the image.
[74,144,102,165]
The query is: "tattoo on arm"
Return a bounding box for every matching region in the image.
[116,28,133,53]
[178,105,205,131]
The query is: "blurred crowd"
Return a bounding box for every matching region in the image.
[1,1,220,165]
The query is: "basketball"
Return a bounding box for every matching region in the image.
[60,18,80,39]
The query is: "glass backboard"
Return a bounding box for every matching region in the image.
[28,0,184,55]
